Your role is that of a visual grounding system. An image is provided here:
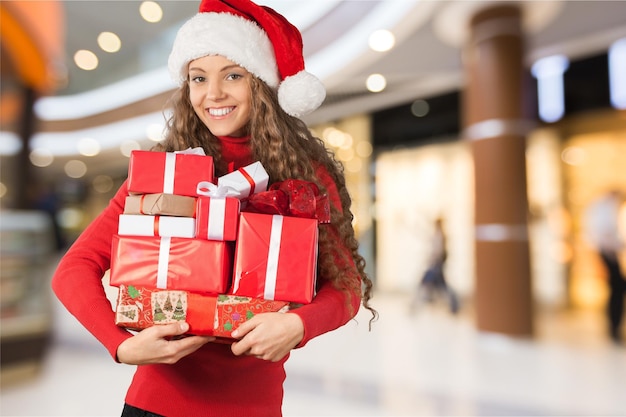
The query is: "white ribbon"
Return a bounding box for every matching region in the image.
[206,198,226,240]
[163,153,176,194]
[156,237,171,289]
[264,215,283,300]
[174,147,206,156]
[196,181,239,198]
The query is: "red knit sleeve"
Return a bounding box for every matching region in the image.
[51,181,133,360]
[289,165,361,347]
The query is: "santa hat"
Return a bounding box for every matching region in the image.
[168,0,326,117]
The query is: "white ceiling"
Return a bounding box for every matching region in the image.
[57,1,626,106]
[10,1,626,179]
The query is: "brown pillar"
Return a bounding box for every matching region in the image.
[463,5,534,336]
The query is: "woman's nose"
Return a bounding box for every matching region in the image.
[205,79,225,100]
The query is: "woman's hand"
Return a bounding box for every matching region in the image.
[230,312,304,362]
[117,322,214,365]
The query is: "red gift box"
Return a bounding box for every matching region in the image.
[127,150,214,197]
[115,285,289,338]
[195,197,240,241]
[110,235,232,294]
[231,212,318,304]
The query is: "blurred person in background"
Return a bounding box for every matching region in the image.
[50,0,376,416]
[410,217,459,314]
[584,188,626,344]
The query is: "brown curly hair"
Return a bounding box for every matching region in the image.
[156,76,377,325]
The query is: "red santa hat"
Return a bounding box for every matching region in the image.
[168,0,326,117]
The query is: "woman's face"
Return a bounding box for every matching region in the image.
[188,55,252,138]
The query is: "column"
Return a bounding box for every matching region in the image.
[463,5,534,336]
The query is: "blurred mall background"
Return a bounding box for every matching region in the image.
[1,1,625,416]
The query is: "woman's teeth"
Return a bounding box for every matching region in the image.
[209,107,234,116]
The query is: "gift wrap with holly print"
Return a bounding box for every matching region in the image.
[115,285,290,338]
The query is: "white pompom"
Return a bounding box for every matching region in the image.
[278,71,326,117]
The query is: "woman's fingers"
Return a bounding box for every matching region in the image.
[117,322,214,365]
[230,313,304,362]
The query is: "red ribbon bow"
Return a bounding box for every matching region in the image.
[244,179,330,224]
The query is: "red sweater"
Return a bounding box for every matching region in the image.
[51,137,361,417]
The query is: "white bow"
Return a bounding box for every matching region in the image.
[196,181,239,198]
[175,147,206,156]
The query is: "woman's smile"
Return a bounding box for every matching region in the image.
[208,106,236,117]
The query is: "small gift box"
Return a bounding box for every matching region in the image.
[195,197,240,241]
[118,214,196,238]
[124,193,197,217]
[127,149,214,197]
[194,181,241,241]
[217,161,269,199]
[115,285,289,338]
[231,212,318,304]
[110,235,232,294]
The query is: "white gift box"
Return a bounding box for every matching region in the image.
[118,214,196,238]
[217,161,269,199]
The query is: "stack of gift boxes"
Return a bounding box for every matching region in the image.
[110,149,323,341]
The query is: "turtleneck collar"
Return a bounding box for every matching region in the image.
[216,135,253,174]
[217,135,251,144]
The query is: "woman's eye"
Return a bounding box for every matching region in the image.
[227,73,243,81]
[190,76,205,83]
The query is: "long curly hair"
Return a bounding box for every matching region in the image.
[156,76,377,325]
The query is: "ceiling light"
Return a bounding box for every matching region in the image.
[339,133,354,150]
[346,158,362,173]
[74,50,99,71]
[78,137,101,156]
[561,147,586,166]
[356,141,372,158]
[609,38,626,109]
[366,74,386,93]
[98,31,122,53]
[368,29,395,52]
[337,147,354,162]
[323,127,344,147]
[140,1,163,23]
[531,55,569,123]
[58,208,83,229]
[411,99,430,117]
[0,132,22,155]
[65,160,88,178]
[30,148,54,167]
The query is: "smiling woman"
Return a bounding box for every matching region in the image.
[50,2,377,417]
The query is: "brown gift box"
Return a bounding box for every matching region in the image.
[124,193,196,217]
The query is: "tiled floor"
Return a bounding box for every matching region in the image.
[1,290,625,417]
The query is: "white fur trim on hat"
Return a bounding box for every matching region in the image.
[278,71,326,117]
[168,12,280,88]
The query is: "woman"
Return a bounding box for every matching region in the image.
[52,1,376,416]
